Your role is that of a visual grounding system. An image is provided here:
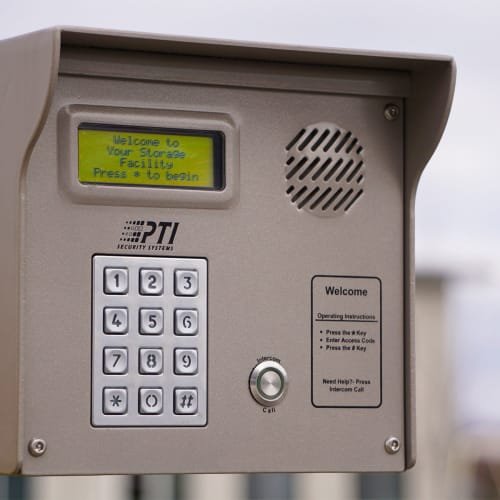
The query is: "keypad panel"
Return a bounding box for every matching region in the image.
[92,255,207,427]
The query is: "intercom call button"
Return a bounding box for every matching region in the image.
[104,268,129,294]
[103,307,128,334]
[174,270,199,296]
[103,388,128,414]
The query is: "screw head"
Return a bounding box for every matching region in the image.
[384,104,400,121]
[28,438,47,457]
[384,436,401,454]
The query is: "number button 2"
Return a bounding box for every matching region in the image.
[174,309,198,335]
[139,308,164,335]
[140,269,163,295]
[174,270,198,296]
[103,347,128,374]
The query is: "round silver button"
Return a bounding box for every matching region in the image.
[249,360,288,406]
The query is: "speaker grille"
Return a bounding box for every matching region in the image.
[285,123,365,216]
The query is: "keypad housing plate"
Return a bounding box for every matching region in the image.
[92,255,207,427]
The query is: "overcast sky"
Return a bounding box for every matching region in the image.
[2,0,500,426]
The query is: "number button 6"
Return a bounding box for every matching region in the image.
[174,309,199,335]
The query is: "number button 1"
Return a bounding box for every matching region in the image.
[103,347,128,374]
[139,308,164,335]
[104,268,129,294]
[174,270,199,296]
[140,269,164,295]
[174,348,198,375]
[174,309,198,335]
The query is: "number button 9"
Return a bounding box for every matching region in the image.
[140,269,163,295]
[174,348,198,375]
[174,270,198,296]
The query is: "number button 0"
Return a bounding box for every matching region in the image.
[174,270,198,296]
[174,309,198,335]
[140,269,163,295]
[103,307,128,334]
[104,268,129,294]
[174,349,198,375]
[139,308,164,335]
[139,348,163,375]
[103,347,128,374]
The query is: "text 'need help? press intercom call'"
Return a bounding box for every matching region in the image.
[0,27,455,475]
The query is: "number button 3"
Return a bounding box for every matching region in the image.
[140,269,163,295]
[139,308,164,335]
[174,349,198,375]
[174,270,198,296]
[103,347,128,374]
[174,309,198,335]
[103,307,128,334]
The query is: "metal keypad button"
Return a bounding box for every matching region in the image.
[174,309,198,335]
[104,267,129,294]
[139,388,163,415]
[103,347,128,374]
[103,388,127,414]
[174,349,198,375]
[140,269,163,295]
[103,307,128,334]
[175,270,199,296]
[139,348,163,375]
[139,308,164,335]
[174,388,198,414]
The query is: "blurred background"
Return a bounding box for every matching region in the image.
[1,0,500,498]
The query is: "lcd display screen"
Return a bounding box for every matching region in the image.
[78,124,224,190]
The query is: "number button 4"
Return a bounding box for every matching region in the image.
[103,347,128,374]
[103,307,128,334]
[140,269,163,295]
[174,270,198,296]
[174,348,198,375]
[174,309,198,335]
[139,348,163,375]
[139,308,164,335]
[104,268,128,294]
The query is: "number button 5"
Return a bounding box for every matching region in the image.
[139,308,164,335]
[140,269,163,295]
[174,270,198,296]
[174,309,198,335]
[103,307,128,334]
[103,347,128,374]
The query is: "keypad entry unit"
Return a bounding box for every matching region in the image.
[92,255,207,426]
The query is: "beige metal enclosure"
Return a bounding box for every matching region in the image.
[0,27,454,475]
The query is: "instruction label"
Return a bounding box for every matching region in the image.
[311,276,381,407]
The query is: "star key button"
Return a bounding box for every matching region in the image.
[103,387,128,414]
